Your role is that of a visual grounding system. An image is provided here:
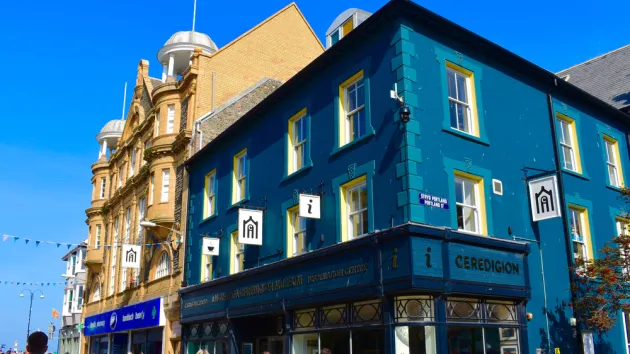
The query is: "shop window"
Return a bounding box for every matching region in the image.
[294,309,317,331]
[395,296,435,323]
[352,300,382,324]
[320,304,347,327]
[486,300,518,324]
[446,298,482,323]
[395,326,437,354]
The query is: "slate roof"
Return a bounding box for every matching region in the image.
[557,44,630,110]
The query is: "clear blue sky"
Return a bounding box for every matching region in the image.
[0,0,627,351]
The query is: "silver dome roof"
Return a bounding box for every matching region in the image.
[164,31,218,52]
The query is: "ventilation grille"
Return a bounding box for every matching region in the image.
[492,179,503,195]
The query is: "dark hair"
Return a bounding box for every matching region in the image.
[27,332,48,354]
[321,348,331,354]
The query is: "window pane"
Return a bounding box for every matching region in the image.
[359,184,368,209]
[295,144,303,169]
[348,85,357,111]
[351,213,361,237]
[570,209,582,237]
[357,80,365,106]
[561,146,574,170]
[456,104,465,131]
[485,327,520,354]
[331,30,340,45]
[351,112,360,141]
[461,206,477,232]
[463,180,476,205]
[606,141,615,163]
[349,188,360,212]
[395,326,437,354]
[447,327,484,353]
[447,70,456,98]
[456,73,467,103]
[610,165,619,186]
[449,101,458,129]
[320,330,350,354]
[292,334,318,354]
[353,329,385,354]
[455,179,464,203]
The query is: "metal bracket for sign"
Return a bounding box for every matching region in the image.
[295,180,326,197]
[521,166,557,181]
[238,196,268,211]
[200,228,224,240]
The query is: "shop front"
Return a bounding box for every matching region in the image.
[84,298,166,354]
[180,224,530,354]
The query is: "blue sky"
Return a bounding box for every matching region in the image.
[0,0,627,350]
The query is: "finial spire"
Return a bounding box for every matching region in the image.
[121,82,127,120]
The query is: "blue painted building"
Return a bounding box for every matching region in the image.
[179,1,630,353]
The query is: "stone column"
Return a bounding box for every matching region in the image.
[168,54,175,77]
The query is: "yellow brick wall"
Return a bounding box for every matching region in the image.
[194,3,323,118]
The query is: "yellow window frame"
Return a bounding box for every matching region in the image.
[445,61,480,137]
[556,113,583,174]
[338,70,364,147]
[568,205,594,261]
[454,171,488,236]
[200,254,212,282]
[203,169,217,219]
[232,148,247,204]
[603,135,625,187]
[229,231,243,274]
[286,206,299,258]
[339,175,367,242]
[287,108,307,174]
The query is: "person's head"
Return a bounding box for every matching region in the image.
[321,348,331,354]
[26,332,48,354]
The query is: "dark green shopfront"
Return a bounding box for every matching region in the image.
[179,224,530,354]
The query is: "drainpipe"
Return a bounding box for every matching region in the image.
[546,80,579,349]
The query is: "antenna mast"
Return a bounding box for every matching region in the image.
[192,0,197,33]
[121,82,128,120]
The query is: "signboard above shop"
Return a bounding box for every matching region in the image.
[83,298,164,336]
[238,209,263,245]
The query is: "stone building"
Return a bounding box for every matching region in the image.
[59,242,87,354]
[81,4,323,354]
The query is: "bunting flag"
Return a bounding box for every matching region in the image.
[0,233,179,249]
[0,281,64,286]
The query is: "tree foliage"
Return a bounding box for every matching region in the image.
[570,233,630,333]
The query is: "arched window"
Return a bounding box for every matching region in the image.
[155,252,171,279]
[92,282,101,302]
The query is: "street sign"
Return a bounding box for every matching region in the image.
[238,209,263,245]
[202,238,220,256]
[121,245,141,269]
[299,194,321,219]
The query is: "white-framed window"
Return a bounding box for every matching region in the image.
[130,149,136,177]
[67,289,73,312]
[124,207,131,243]
[121,267,127,291]
[569,207,589,263]
[155,110,160,136]
[95,225,101,249]
[455,176,480,234]
[100,178,106,199]
[557,118,577,171]
[328,14,354,47]
[343,76,366,145]
[289,111,307,173]
[346,181,368,239]
[137,198,146,242]
[290,208,307,255]
[92,282,101,302]
[149,173,154,205]
[605,139,621,187]
[161,169,170,202]
[234,151,247,202]
[156,252,171,279]
[77,285,84,311]
[71,254,77,275]
[204,171,216,218]
[447,67,473,135]
[166,104,175,134]
[109,218,119,296]
[617,220,630,275]
[201,255,212,282]
[623,312,630,354]
[142,141,150,166]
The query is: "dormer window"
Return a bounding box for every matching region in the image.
[326,9,372,49]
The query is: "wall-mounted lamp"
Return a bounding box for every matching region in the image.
[570,317,577,327]
[526,312,533,321]
[399,105,411,124]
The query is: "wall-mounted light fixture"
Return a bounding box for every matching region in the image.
[399,105,411,124]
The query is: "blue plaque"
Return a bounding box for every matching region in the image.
[419,193,449,209]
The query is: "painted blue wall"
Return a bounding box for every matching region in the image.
[185,7,630,354]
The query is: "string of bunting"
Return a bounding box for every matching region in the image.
[0,281,64,286]
[1,234,181,249]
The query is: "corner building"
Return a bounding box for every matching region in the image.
[81,4,323,354]
[180,1,630,354]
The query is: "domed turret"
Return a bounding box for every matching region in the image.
[96,119,124,159]
[326,8,372,49]
[157,31,218,81]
